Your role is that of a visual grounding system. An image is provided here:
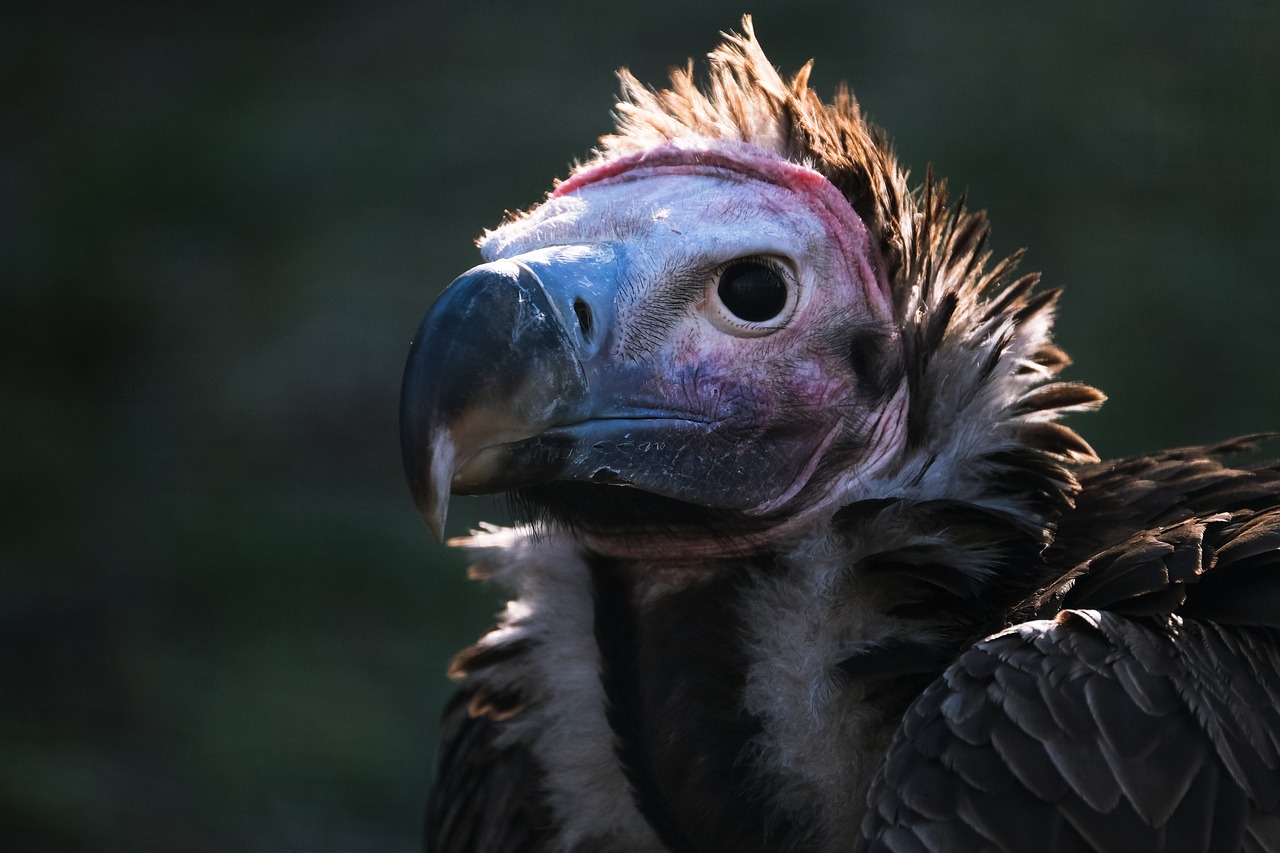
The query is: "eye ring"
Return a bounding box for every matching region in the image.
[706,256,798,337]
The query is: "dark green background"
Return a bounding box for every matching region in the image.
[5,1,1278,849]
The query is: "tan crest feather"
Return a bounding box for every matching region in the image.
[576,16,1104,529]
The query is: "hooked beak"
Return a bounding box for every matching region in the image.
[400,250,608,538]
[400,243,847,540]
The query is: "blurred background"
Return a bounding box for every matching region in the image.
[3,0,1278,848]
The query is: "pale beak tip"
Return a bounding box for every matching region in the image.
[420,433,456,542]
[424,496,448,542]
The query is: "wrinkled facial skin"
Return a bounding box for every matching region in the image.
[401,146,910,547]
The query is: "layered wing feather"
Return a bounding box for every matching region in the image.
[860,613,1280,852]
[859,444,1280,852]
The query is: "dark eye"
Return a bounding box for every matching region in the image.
[717,261,789,323]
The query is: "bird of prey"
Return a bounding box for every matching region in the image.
[400,19,1280,852]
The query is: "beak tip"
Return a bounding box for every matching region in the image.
[401,258,592,548]
[424,499,447,542]
[408,476,450,542]
[414,432,456,543]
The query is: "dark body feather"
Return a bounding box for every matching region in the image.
[427,690,557,852]
[859,445,1280,852]
[429,446,1280,852]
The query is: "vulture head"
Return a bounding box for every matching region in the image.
[403,20,1280,853]
[401,19,1101,558]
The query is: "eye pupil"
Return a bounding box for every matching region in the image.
[717,262,788,323]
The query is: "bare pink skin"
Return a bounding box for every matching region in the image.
[551,143,895,316]
[480,142,910,558]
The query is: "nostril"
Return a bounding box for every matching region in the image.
[573,297,594,342]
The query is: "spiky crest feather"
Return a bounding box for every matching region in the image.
[579,16,1104,538]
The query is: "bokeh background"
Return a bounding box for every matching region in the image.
[4,0,1279,849]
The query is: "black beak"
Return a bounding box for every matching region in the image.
[402,243,841,540]
[400,258,593,538]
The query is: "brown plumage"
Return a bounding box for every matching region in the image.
[403,19,1280,852]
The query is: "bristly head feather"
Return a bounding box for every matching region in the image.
[572,16,1104,536]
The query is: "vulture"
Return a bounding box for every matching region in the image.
[400,20,1280,853]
